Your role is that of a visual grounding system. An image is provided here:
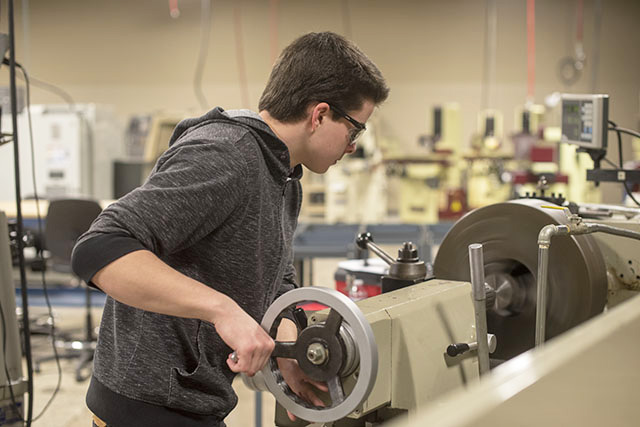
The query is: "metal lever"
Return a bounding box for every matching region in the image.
[356,232,395,265]
[356,232,427,281]
[446,334,497,357]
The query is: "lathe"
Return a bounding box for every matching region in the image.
[243,198,640,426]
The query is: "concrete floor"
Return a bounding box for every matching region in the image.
[24,306,277,427]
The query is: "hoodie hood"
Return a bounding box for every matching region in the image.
[168,107,302,181]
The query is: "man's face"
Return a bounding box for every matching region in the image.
[303,99,375,174]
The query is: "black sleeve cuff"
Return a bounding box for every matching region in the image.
[71,234,147,288]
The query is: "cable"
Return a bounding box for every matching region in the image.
[15,61,63,422]
[233,4,249,109]
[480,0,497,110]
[589,0,602,92]
[18,73,75,106]
[602,157,619,169]
[7,0,34,424]
[1,57,72,424]
[341,0,353,40]
[609,126,640,140]
[193,0,212,111]
[268,0,279,65]
[576,0,583,46]
[7,57,97,196]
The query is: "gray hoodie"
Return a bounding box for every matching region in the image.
[72,108,302,426]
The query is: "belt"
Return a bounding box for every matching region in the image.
[92,414,108,427]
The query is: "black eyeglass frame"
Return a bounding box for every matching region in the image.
[326,103,366,143]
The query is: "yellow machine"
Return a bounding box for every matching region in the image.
[465,110,513,209]
[509,104,568,200]
[298,118,390,224]
[421,103,467,222]
[384,104,463,224]
[298,106,464,225]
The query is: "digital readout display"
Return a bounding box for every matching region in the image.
[562,100,595,145]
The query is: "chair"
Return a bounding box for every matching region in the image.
[36,198,102,381]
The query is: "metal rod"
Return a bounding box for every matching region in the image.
[535,244,549,346]
[254,391,263,427]
[535,224,569,347]
[583,223,640,240]
[578,203,640,219]
[535,220,640,348]
[536,219,640,348]
[365,241,396,266]
[468,243,490,375]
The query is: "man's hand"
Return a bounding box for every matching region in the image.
[277,357,329,421]
[211,295,274,376]
[276,318,329,421]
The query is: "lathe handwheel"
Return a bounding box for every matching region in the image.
[260,287,378,423]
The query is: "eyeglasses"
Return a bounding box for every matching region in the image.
[327,103,366,144]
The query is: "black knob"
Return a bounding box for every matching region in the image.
[356,232,373,250]
[446,343,470,357]
[293,307,308,330]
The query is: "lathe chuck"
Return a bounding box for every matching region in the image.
[434,199,607,360]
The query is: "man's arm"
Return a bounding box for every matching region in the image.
[92,249,274,376]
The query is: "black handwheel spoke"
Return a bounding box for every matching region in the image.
[323,308,343,337]
[272,341,298,359]
[327,375,345,405]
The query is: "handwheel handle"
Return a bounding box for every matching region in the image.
[271,341,298,360]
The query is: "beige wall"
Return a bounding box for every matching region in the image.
[1,0,638,186]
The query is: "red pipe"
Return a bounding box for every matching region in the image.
[577,0,584,42]
[527,0,535,100]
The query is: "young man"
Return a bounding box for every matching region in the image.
[72,31,389,427]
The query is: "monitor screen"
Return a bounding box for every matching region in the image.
[560,94,607,150]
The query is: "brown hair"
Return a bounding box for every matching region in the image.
[259,32,389,123]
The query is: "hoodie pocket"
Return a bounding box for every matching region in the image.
[166,323,237,416]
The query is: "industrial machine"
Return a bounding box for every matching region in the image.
[434,198,639,358]
[394,288,640,427]
[509,104,570,203]
[418,103,466,222]
[464,109,513,210]
[0,104,123,201]
[299,119,389,224]
[0,211,26,426]
[244,196,640,426]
